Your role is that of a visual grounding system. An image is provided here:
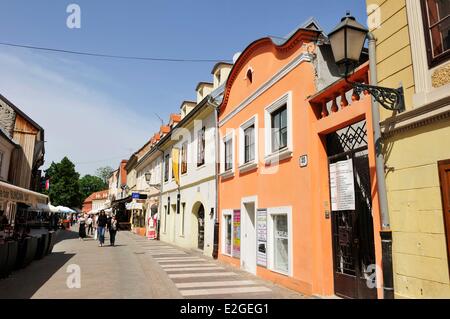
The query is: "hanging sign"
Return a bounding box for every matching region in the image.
[232,209,241,258]
[329,159,355,211]
[256,209,267,267]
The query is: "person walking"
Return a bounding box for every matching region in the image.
[93,214,98,240]
[97,211,108,247]
[78,214,87,240]
[109,215,118,246]
[86,215,93,236]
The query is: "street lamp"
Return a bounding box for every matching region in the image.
[144,172,161,190]
[328,12,404,112]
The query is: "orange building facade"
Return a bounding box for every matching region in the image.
[217,25,385,298]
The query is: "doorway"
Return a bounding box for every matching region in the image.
[241,200,256,274]
[326,120,377,299]
[196,204,205,250]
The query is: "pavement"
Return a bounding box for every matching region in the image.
[0,226,309,299]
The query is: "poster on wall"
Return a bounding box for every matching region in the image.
[329,159,356,211]
[257,209,267,267]
[232,209,241,258]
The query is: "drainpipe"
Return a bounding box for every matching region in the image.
[367,32,394,299]
[208,96,220,259]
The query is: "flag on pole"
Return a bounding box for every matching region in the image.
[172,148,180,186]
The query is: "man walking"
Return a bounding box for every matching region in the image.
[97,211,108,247]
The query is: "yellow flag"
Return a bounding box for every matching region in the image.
[172,148,180,186]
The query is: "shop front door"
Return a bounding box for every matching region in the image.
[326,120,377,299]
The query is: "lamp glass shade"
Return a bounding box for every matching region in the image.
[328,14,368,65]
[144,172,152,182]
[346,27,367,62]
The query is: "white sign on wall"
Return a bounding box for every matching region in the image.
[329,159,355,211]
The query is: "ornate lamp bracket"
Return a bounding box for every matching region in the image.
[352,82,405,112]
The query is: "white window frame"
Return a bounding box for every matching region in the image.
[266,206,293,277]
[264,92,293,165]
[220,129,235,179]
[239,115,258,173]
[221,209,234,257]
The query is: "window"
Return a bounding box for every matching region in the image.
[422,0,450,67]
[164,154,170,182]
[244,125,255,163]
[222,211,233,255]
[181,143,188,174]
[271,105,288,152]
[246,68,253,83]
[273,214,289,273]
[224,138,233,171]
[197,127,206,167]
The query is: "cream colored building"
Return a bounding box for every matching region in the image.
[366,0,450,298]
[159,63,232,257]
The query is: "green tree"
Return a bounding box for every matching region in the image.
[95,166,115,185]
[79,175,107,202]
[45,157,83,208]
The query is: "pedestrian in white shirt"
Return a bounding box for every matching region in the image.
[86,215,93,236]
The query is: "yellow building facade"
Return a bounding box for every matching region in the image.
[366,0,450,298]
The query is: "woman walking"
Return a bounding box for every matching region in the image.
[78,214,87,240]
[97,211,108,247]
[109,216,118,246]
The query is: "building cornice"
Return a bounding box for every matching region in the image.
[381,95,450,138]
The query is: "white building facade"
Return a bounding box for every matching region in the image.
[159,63,232,257]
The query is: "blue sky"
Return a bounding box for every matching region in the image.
[0,0,367,176]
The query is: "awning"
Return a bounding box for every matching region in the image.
[0,180,48,208]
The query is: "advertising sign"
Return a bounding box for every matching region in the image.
[257,209,267,267]
[329,159,356,211]
[232,209,241,258]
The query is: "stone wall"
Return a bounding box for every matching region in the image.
[0,98,16,137]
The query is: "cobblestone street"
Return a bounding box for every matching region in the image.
[0,229,308,299]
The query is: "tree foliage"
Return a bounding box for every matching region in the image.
[95,166,115,185]
[79,175,107,202]
[45,157,82,208]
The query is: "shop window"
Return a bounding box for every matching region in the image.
[421,0,450,67]
[223,211,233,255]
[273,214,289,274]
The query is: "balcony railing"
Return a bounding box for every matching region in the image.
[309,62,370,119]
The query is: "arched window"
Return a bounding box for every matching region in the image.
[246,68,253,83]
